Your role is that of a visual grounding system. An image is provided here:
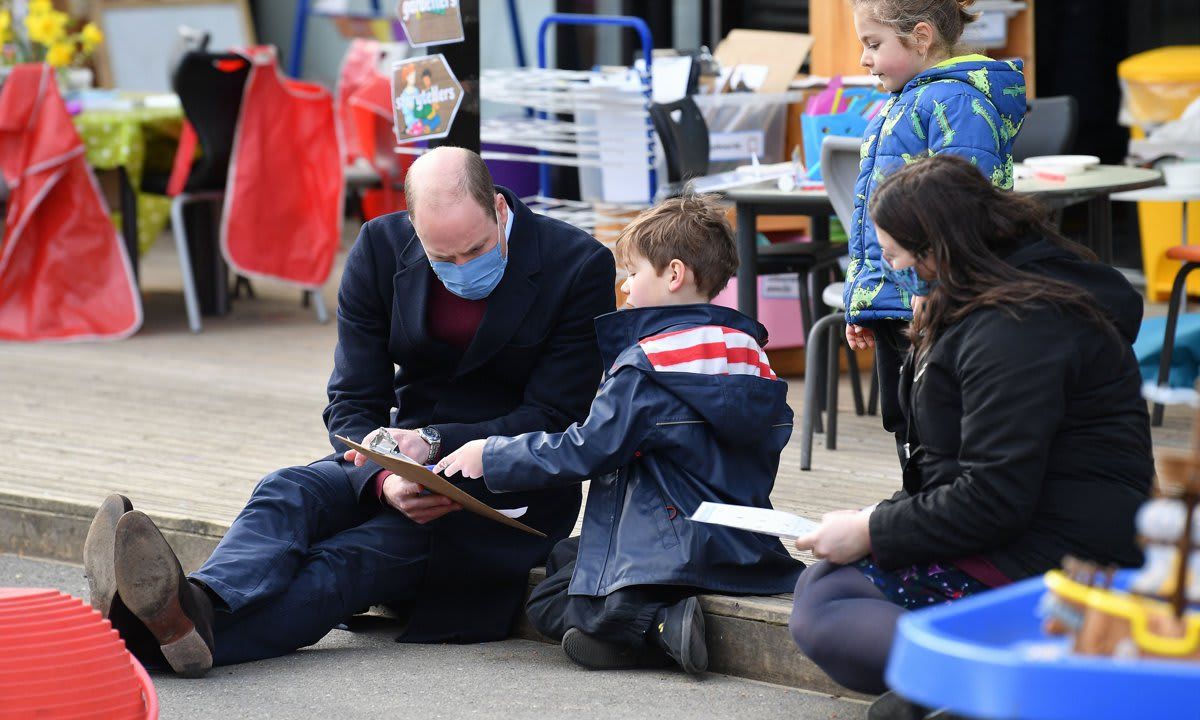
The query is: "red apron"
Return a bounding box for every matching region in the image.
[348,73,411,219]
[0,64,141,341]
[221,47,343,289]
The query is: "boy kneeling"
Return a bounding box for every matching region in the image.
[437,195,803,674]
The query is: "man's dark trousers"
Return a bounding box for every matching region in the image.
[192,461,429,666]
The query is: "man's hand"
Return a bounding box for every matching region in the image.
[344,428,430,466]
[380,473,462,524]
[793,509,873,565]
[434,439,487,480]
[845,323,875,351]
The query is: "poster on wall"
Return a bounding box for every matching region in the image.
[390,54,464,144]
[395,0,464,47]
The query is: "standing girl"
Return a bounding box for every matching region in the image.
[841,0,1027,455]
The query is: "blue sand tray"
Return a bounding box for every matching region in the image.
[1134,313,1200,389]
[887,571,1200,720]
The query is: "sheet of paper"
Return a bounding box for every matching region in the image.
[689,501,819,539]
[337,434,545,537]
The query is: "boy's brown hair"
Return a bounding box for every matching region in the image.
[614,193,738,300]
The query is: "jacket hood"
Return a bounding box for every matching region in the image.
[905,57,1027,129]
[594,304,792,441]
[1004,236,1143,344]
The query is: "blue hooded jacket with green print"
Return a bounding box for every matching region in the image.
[843,57,1027,324]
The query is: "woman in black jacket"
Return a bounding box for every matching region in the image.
[788,154,1154,702]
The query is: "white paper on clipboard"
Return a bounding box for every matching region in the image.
[689,501,819,539]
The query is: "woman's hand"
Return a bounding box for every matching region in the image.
[794,509,873,565]
[434,439,488,479]
[845,324,875,350]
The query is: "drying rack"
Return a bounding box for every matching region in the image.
[479,13,658,244]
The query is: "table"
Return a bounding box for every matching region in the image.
[725,186,835,320]
[1015,164,1163,265]
[726,166,1164,320]
[73,103,184,274]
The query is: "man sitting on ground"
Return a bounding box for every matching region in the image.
[82,147,616,676]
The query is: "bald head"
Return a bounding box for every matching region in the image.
[404,146,497,224]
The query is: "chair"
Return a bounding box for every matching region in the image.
[144,50,327,333]
[1012,96,1078,163]
[648,97,710,184]
[800,135,880,471]
[650,97,846,335]
[1151,244,1200,426]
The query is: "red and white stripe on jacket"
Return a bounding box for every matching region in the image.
[638,326,777,380]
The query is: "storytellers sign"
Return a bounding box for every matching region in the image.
[390,54,464,144]
[395,0,464,47]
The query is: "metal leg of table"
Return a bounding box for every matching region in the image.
[1180,202,1191,318]
[735,203,758,320]
[117,167,140,283]
[1088,194,1114,265]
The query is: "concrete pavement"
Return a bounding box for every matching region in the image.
[1,554,866,720]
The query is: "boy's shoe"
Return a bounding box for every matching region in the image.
[83,493,133,617]
[653,596,707,675]
[561,627,643,670]
[114,511,215,678]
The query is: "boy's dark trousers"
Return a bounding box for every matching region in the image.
[527,537,692,648]
[872,319,911,466]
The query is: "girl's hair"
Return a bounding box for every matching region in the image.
[868,154,1115,356]
[850,0,979,56]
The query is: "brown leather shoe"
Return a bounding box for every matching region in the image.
[114,511,214,678]
[83,494,133,617]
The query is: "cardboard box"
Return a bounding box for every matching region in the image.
[713,29,814,94]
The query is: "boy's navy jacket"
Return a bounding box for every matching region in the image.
[844,56,1027,324]
[483,303,804,598]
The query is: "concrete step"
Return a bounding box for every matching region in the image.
[0,490,868,702]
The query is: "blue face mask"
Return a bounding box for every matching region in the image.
[429,231,507,300]
[881,255,935,297]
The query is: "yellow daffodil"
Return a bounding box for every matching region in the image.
[25,9,68,46]
[80,22,102,52]
[45,40,74,68]
[29,0,53,15]
[0,10,11,44]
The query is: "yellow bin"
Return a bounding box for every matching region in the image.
[1118,47,1200,301]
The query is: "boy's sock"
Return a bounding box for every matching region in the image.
[652,596,707,675]
[561,627,642,670]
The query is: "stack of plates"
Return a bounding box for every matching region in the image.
[1023,155,1101,176]
[0,588,158,720]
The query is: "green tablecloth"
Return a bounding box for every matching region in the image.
[72,104,183,255]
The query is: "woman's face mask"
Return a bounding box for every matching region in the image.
[876,227,936,297]
[881,255,935,297]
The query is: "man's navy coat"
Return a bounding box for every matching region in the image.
[322,188,616,642]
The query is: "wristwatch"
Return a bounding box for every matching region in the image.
[416,426,442,465]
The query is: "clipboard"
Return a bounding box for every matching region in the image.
[337,435,545,538]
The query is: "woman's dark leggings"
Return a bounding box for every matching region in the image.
[788,560,905,695]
